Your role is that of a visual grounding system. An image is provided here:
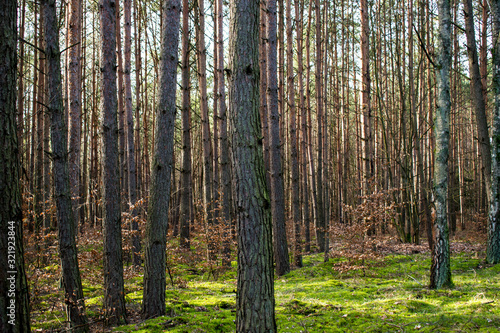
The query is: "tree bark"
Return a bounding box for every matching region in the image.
[0,0,31,329]
[228,0,277,329]
[217,0,232,265]
[123,0,140,267]
[142,0,180,319]
[464,0,491,206]
[430,0,453,290]
[488,0,500,264]
[68,0,82,232]
[179,0,192,249]
[43,0,89,330]
[287,0,301,268]
[99,0,127,323]
[267,0,290,276]
[314,0,325,251]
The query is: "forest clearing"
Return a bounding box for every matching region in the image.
[1,0,500,331]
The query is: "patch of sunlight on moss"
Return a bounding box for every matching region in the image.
[85,295,103,307]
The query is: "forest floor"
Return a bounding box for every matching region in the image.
[28,230,500,332]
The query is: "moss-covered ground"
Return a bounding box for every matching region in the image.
[30,245,500,332]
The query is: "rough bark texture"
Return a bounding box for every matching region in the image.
[361,0,373,192]
[0,0,31,329]
[228,0,277,330]
[68,0,82,231]
[260,1,271,190]
[267,0,290,276]
[142,0,180,319]
[99,0,127,324]
[488,0,500,264]
[180,0,192,249]
[430,0,453,290]
[314,0,325,252]
[123,0,140,267]
[217,0,232,265]
[297,0,311,253]
[464,0,491,206]
[43,0,89,330]
[287,0,301,268]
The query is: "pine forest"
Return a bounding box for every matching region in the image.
[1,0,500,331]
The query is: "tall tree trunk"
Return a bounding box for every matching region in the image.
[267,0,290,276]
[179,0,192,249]
[142,0,180,319]
[195,0,215,262]
[68,0,82,232]
[99,0,127,323]
[464,0,491,207]
[361,0,373,202]
[296,0,310,253]
[430,0,453,290]
[287,0,301,268]
[488,0,500,264]
[315,0,325,252]
[43,0,89,330]
[260,1,270,190]
[0,0,31,329]
[123,0,140,267]
[116,2,127,200]
[217,0,232,265]
[228,0,277,329]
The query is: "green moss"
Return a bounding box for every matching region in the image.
[31,250,500,332]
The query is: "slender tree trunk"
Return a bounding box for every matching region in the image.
[361,0,373,202]
[43,0,89,330]
[0,0,31,329]
[35,12,45,236]
[314,0,325,252]
[116,2,127,200]
[179,0,192,249]
[287,0,301,268]
[217,0,232,265]
[195,0,215,262]
[142,0,180,319]
[488,0,500,264]
[229,0,277,329]
[100,0,127,323]
[430,0,453,290]
[123,0,140,267]
[296,0,310,253]
[68,0,82,232]
[267,0,290,276]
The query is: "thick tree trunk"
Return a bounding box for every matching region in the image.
[99,0,127,324]
[267,0,290,276]
[179,0,192,249]
[488,0,500,264]
[464,0,491,206]
[430,0,453,290]
[229,0,277,329]
[142,0,180,319]
[0,0,31,329]
[43,0,89,330]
